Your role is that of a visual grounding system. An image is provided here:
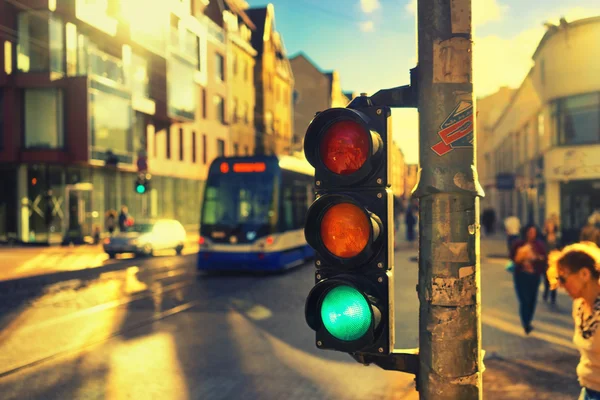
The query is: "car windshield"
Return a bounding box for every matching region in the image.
[130,223,154,233]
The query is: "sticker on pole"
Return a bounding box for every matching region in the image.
[431,100,473,156]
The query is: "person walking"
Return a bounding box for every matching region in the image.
[505,214,522,254]
[510,224,548,334]
[405,205,416,244]
[581,214,600,247]
[543,213,560,305]
[551,242,600,400]
[118,205,131,232]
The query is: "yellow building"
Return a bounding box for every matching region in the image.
[246,4,294,156]
[476,86,516,213]
[289,53,349,153]
[390,142,406,199]
[479,16,600,244]
[223,0,257,156]
[404,164,419,202]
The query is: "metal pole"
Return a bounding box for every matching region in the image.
[413,0,484,398]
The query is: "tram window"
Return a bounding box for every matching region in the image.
[202,175,275,226]
[282,187,294,231]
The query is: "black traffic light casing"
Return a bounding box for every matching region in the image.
[303,96,395,356]
[135,174,151,194]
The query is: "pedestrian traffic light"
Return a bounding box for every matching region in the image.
[304,94,395,356]
[135,174,150,194]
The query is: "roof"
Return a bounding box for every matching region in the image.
[246,7,268,54]
[289,52,326,73]
[532,16,600,59]
[223,0,256,30]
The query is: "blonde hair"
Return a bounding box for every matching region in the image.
[547,242,600,288]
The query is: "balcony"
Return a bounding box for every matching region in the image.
[169,28,198,66]
[87,47,126,88]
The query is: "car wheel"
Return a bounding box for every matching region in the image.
[175,244,184,255]
[107,252,117,259]
[143,244,153,256]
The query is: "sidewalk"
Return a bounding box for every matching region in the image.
[0,232,200,282]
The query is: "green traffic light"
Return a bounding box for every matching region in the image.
[136,184,146,194]
[320,285,371,341]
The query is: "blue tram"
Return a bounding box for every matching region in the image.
[197,155,315,272]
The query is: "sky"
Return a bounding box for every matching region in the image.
[245,0,600,164]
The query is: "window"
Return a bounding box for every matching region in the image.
[293,89,300,105]
[25,89,64,148]
[4,41,13,75]
[192,131,197,163]
[90,88,132,153]
[244,145,249,155]
[18,13,64,74]
[202,134,207,164]
[233,53,237,76]
[131,53,150,98]
[217,139,225,157]
[215,53,224,81]
[554,93,600,146]
[166,128,171,159]
[65,22,77,76]
[179,128,184,160]
[232,98,238,123]
[214,95,225,124]
[167,57,196,120]
[196,36,202,71]
[202,88,207,118]
[0,91,3,149]
[265,111,273,134]
[233,142,239,155]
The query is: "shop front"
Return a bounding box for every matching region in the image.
[2,163,203,245]
[545,146,600,245]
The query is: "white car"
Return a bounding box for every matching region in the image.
[103,219,186,258]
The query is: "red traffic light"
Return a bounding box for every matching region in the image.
[304,107,386,187]
[320,120,369,175]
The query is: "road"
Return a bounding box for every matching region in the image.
[0,240,582,399]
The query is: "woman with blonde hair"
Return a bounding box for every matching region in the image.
[548,241,600,400]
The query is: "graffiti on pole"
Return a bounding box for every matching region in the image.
[431,99,474,156]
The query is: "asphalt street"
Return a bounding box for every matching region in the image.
[0,240,583,399]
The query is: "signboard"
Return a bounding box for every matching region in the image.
[496,173,515,190]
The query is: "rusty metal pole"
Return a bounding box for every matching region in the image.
[412,0,484,398]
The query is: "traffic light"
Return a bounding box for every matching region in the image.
[135,174,151,194]
[304,94,395,356]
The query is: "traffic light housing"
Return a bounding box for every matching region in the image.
[135,174,151,194]
[304,94,395,356]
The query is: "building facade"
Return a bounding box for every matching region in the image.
[0,0,229,244]
[223,0,257,156]
[404,164,419,202]
[390,142,406,200]
[246,5,294,156]
[478,16,600,244]
[289,53,348,153]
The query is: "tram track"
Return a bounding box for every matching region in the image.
[0,258,266,380]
